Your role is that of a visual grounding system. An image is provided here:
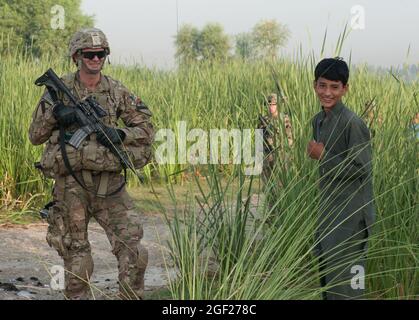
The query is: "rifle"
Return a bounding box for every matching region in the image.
[270,65,292,118]
[35,68,142,196]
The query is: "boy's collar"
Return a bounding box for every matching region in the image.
[322,101,345,117]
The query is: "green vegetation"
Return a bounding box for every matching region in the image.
[175,23,231,65]
[0,0,93,57]
[175,19,290,64]
[0,43,417,299]
[250,19,290,59]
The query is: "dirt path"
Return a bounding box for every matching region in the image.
[0,213,175,300]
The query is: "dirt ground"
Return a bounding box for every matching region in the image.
[0,213,175,300]
[0,182,263,300]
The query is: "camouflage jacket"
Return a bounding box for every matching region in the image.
[258,112,293,157]
[29,71,154,178]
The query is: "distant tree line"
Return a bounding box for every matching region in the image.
[0,0,93,57]
[1,0,290,66]
[174,19,290,65]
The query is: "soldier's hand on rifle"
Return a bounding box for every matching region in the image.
[53,103,77,127]
[96,125,126,148]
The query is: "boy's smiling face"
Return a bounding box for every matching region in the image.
[314,77,348,110]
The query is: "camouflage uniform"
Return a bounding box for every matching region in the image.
[258,93,293,184]
[28,29,154,300]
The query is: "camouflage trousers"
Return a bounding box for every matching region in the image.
[46,172,148,300]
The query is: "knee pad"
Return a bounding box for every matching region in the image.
[64,252,94,280]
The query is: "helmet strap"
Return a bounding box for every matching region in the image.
[77,57,83,70]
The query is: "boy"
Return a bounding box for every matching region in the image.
[307,58,375,300]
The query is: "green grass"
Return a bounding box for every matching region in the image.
[145,287,173,300]
[0,46,417,299]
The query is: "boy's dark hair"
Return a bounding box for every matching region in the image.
[314,57,349,85]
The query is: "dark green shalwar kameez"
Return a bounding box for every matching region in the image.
[311,101,375,300]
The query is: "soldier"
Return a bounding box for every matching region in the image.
[307,58,375,299]
[258,93,293,187]
[412,112,419,140]
[257,93,293,217]
[29,28,154,300]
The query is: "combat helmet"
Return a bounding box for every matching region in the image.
[267,93,277,105]
[69,28,110,57]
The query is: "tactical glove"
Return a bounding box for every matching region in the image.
[53,103,77,127]
[96,126,126,148]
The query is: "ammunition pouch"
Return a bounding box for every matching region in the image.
[46,202,72,257]
[38,137,152,179]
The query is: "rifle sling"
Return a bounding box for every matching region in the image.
[58,125,126,197]
[45,85,127,197]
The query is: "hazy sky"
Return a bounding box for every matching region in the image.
[81,0,419,68]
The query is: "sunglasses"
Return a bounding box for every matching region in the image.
[81,50,107,60]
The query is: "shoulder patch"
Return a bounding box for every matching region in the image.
[129,95,152,116]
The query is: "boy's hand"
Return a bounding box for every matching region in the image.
[307,140,325,160]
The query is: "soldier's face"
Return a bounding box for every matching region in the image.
[269,103,278,118]
[314,77,348,109]
[79,48,107,74]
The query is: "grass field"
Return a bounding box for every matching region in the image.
[0,48,417,299]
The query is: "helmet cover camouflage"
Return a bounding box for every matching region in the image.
[69,28,110,57]
[267,93,277,105]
